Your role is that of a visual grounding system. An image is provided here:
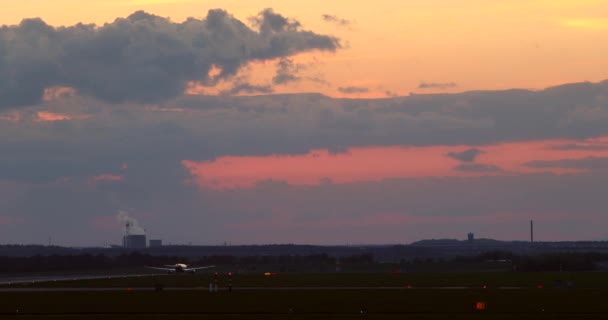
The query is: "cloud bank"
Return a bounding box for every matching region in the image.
[0,9,340,109]
[2,80,608,185]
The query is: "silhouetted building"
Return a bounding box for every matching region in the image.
[467,232,474,243]
[149,239,162,248]
[123,235,147,249]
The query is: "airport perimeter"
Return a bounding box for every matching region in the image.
[1,272,608,319]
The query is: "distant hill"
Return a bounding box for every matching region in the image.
[410,238,508,246]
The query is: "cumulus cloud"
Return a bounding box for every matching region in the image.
[419,82,458,90]
[2,80,608,185]
[0,9,340,109]
[337,86,369,94]
[447,148,483,162]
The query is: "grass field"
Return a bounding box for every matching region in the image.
[2,272,608,319]
[1,288,607,319]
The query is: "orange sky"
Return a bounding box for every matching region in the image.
[2,0,607,97]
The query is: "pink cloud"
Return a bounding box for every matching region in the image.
[35,111,91,122]
[183,136,608,189]
[35,111,71,122]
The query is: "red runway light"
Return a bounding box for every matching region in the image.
[537,284,543,289]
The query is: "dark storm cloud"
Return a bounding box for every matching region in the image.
[3,80,608,184]
[419,82,458,90]
[337,86,369,94]
[321,14,354,27]
[447,148,483,162]
[0,9,340,109]
[453,163,502,173]
[524,156,608,170]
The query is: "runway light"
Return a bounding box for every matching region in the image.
[475,302,486,310]
[482,285,487,289]
[264,272,276,276]
[537,284,543,289]
[405,285,413,289]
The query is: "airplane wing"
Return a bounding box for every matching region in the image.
[145,266,176,271]
[183,265,215,271]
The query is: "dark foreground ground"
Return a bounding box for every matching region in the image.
[1,272,607,319]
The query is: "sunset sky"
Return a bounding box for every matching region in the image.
[1,0,608,245]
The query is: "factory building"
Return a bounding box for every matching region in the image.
[149,239,162,248]
[123,234,147,249]
[122,220,147,249]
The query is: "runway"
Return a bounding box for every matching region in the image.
[0,273,161,285]
[0,286,528,292]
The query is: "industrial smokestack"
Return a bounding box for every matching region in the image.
[116,210,145,235]
[530,220,534,243]
[117,210,148,249]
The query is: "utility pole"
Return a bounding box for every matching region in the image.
[530,220,534,243]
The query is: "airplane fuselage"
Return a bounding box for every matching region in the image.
[169,264,193,273]
[145,263,214,274]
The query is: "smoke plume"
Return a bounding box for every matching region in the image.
[116,210,145,235]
